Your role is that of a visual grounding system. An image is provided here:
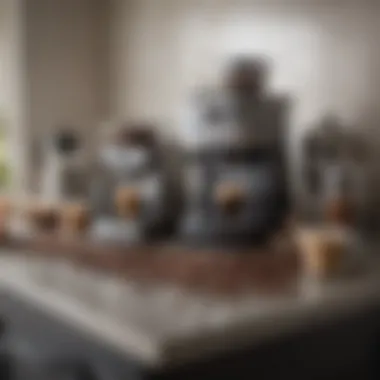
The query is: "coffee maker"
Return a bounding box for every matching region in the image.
[180,57,290,246]
[301,115,370,228]
[90,124,181,244]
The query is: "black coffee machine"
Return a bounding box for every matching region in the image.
[90,125,182,244]
[180,57,290,246]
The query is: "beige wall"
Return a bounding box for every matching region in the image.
[109,0,380,140]
[1,0,110,193]
[109,0,184,130]
[25,0,110,159]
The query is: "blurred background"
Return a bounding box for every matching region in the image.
[1,0,380,199]
[1,2,380,379]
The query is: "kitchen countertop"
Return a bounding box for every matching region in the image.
[0,246,379,369]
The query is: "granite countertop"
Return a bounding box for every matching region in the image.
[0,247,379,369]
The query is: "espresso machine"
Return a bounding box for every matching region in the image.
[301,115,371,229]
[180,57,290,246]
[90,125,181,244]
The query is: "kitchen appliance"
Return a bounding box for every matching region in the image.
[301,116,370,228]
[182,146,288,246]
[180,57,290,246]
[90,126,181,244]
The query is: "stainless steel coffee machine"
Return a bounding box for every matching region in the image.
[180,57,290,246]
[90,125,181,244]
